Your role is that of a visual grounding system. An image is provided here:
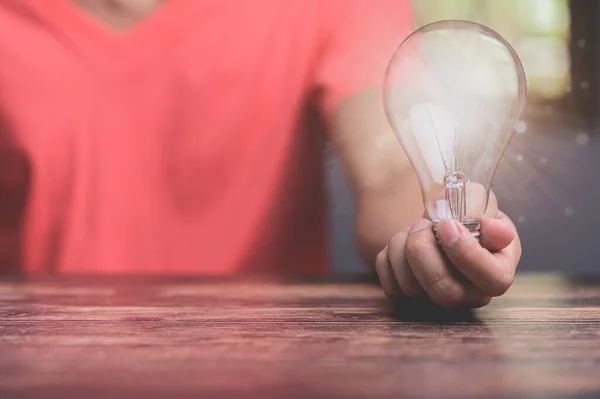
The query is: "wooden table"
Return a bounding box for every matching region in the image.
[1,273,599,399]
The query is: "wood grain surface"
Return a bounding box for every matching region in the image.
[1,273,599,399]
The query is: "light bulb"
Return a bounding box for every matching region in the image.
[383,20,527,239]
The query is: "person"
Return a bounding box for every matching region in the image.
[0,0,521,308]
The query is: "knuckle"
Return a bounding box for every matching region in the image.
[428,269,445,288]
[405,236,429,262]
[429,275,462,307]
[399,275,421,298]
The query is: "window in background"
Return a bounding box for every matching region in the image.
[411,0,570,102]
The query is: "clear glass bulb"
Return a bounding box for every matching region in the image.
[383,20,527,239]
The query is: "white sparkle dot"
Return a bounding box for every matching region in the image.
[540,157,548,165]
[576,132,590,146]
[516,154,523,162]
[578,39,586,48]
[581,81,590,90]
[565,207,574,216]
[515,120,527,134]
[517,216,526,223]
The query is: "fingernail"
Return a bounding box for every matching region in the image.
[438,219,460,245]
[409,219,430,233]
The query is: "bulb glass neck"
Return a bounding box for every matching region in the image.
[443,170,467,221]
[432,218,481,243]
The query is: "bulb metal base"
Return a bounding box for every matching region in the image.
[432,219,481,243]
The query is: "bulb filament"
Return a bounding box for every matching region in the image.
[425,104,468,222]
[444,171,467,221]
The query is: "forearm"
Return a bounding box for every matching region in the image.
[329,87,424,265]
[355,168,423,266]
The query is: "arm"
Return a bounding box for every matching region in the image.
[312,0,420,265]
[314,0,521,307]
[329,86,422,265]
[330,88,522,307]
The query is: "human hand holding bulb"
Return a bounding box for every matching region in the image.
[375,21,526,308]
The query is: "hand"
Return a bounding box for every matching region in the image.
[375,198,521,308]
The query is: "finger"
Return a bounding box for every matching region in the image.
[405,219,491,307]
[375,246,404,304]
[484,205,522,267]
[479,215,514,252]
[485,191,500,218]
[437,219,516,297]
[387,231,426,299]
[494,212,523,264]
[485,213,522,278]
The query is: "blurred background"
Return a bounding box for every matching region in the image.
[329,0,600,274]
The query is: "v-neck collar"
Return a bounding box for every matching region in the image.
[37,0,203,72]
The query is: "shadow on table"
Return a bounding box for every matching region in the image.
[388,301,482,323]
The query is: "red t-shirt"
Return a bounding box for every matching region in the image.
[0,0,413,274]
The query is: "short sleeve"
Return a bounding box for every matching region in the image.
[313,0,415,117]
